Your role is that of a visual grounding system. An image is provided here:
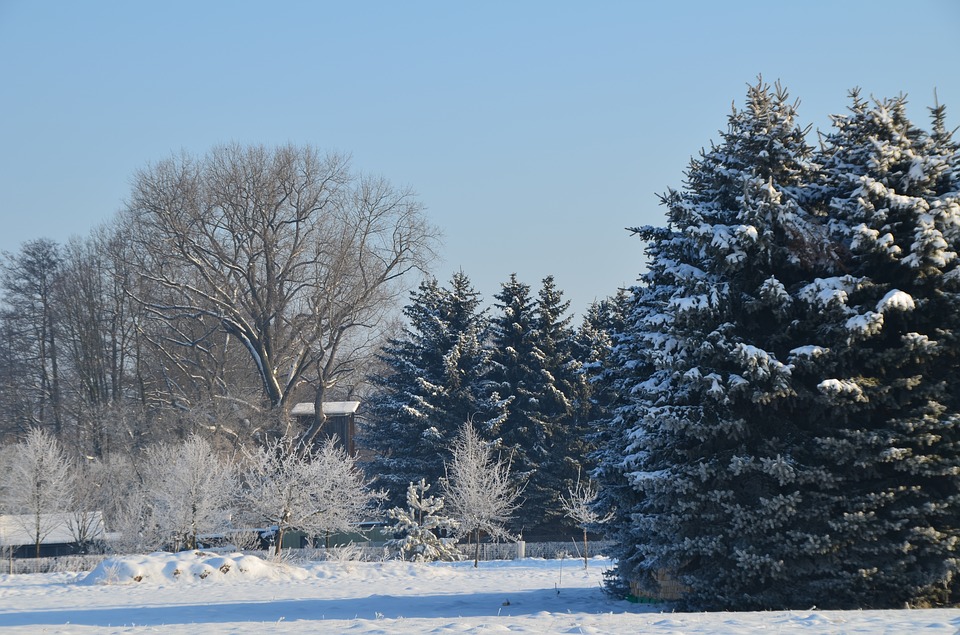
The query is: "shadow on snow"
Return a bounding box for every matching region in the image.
[0,587,648,627]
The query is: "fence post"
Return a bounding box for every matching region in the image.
[515,540,525,560]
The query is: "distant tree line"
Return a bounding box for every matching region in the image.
[0,144,437,457]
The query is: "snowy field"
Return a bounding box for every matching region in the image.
[0,552,959,634]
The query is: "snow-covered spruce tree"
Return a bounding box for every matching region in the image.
[598,80,855,609]
[486,275,543,532]
[805,92,960,606]
[577,290,632,563]
[383,479,462,562]
[443,420,522,567]
[487,274,590,536]
[576,290,632,406]
[591,284,666,599]
[531,276,594,532]
[363,273,508,507]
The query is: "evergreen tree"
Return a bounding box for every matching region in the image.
[807,92,960,606]
[577,289,632,465]
[364,273,507,507]
[590,284,654,598]
[488,274,588,536]
[598,80,847,609]
[533,276,593,531]
[383,479,462,562]
[577,290,631,384]
[579,289,636,584]
[487,274,542,532]
[487,275,538,416]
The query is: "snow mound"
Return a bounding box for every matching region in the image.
[79,551,310,585]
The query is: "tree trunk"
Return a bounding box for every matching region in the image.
[583,528,589,569]
[34,512,42,559]
[48,316,62,436]
[474,528,480,568]
[302,383,328,446]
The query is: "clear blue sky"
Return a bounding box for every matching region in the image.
[1,0,958,317]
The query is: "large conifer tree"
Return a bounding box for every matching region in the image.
[364,273,508,506]
[806,93,960,606]
[488,274,590,536]
[598,81,847,609]
[599,82,960,609]
[532,276,593,532]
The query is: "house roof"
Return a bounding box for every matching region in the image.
[290,401,361,417]
[0,512,106,547]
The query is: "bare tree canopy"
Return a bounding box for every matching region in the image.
[142,435,238,551]
[239,437,377,554]
[3,428,75,558]
[443,420,522,567]
[0,239,64,437]
[123,144,437,439]
[560,468,613,568]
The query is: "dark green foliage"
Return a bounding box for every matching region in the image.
[488,274,591,537]
[806,92,960,606]
[362,273,508,507]
[597,81,960,610]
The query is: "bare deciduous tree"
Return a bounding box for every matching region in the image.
[559,468,613,569]
[54,229,150,456]
[0,239,64,436]
[110,485,161,555]
[142,435,238,551]
[66,458,110,553]
[240,437,376,554]
[0,442,19,512]
[4,428,75,558]
[0,316,30,443]
[123,144,437,442]
[82,451,140,538]
[443,421,522,567]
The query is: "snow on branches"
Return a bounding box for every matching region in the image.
[383,479,461,562]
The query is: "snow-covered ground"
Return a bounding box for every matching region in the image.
[0,551,959,634]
